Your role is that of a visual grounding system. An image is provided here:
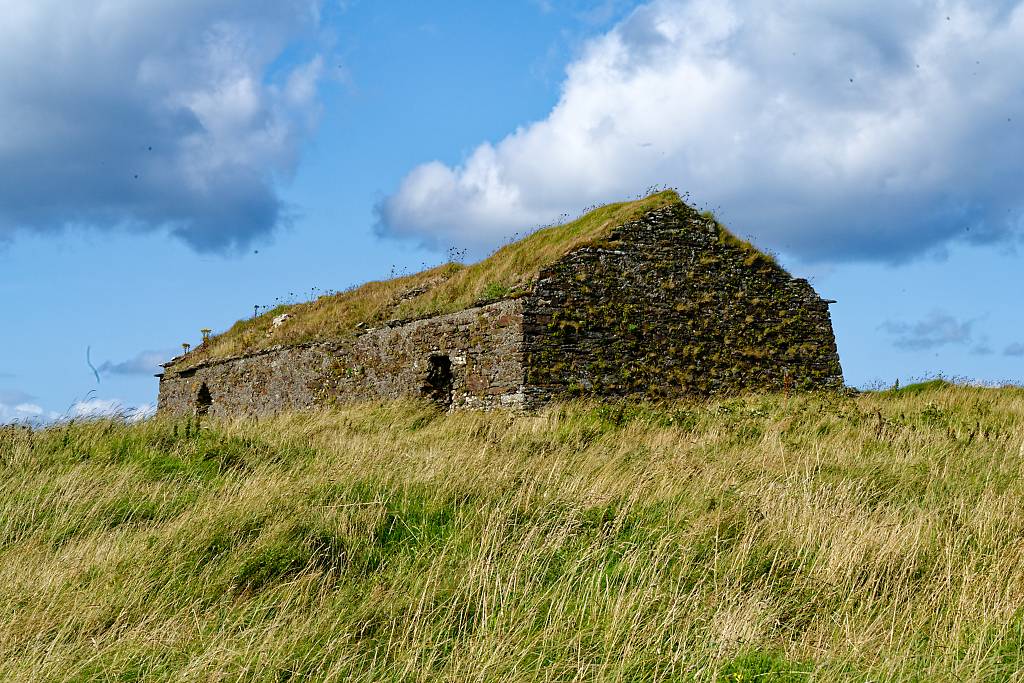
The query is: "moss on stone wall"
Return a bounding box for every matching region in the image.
[159,300,528,417]
[522,203,842,401]
[160,192,844,415]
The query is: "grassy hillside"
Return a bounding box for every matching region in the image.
[3,385,1024,681]
[176,191,682,369]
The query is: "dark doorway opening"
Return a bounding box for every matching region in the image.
[196,382,213,417]
[422,355,453,407]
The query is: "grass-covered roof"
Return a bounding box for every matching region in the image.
[171,191,683,368]
[172,188,795,370]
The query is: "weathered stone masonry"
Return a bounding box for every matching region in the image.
[522,204,842,400]
[158,299,527,418]
[158,201,843,417]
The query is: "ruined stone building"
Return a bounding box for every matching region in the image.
[157,191,843,417]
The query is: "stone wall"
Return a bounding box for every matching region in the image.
[158,202,845,418]
[158,299,526,418]
[521,204,843,401]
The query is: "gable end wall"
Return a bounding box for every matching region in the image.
[521,205,843,402]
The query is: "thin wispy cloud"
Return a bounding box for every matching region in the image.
[98,350,177,378]
[0,389,35,405]
[880,311,975,351]
[1005,342,1024,357]
[378,0,1024,263]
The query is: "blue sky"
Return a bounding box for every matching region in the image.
[1,0,1022,422]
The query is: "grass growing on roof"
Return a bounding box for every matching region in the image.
[176,190,681,367]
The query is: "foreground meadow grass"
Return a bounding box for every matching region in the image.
[2,385,1024,681]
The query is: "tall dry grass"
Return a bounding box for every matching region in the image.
[2,384,1024,681]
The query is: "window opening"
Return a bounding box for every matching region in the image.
[196,382,213,416]
[422,355,453,407]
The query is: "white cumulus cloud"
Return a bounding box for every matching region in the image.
[69,399,156,423]
[0,0,328,252]
[1,391,156,425]
[13,403,43,417]
[377,0,1024,262]
[0,393,57,425]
